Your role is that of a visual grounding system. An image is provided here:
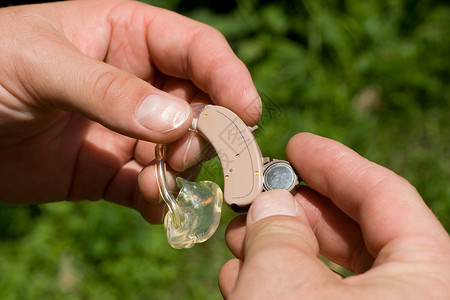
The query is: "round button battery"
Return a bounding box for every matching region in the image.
[263,161,297,192]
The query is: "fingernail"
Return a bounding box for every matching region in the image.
[249,190,298,223]
[182,134,195,170]
[182,133,206,170]
[243,94,263,124]
[136,94,191,133]
[256,95,262,115]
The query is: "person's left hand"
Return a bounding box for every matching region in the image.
[0,0,261,223]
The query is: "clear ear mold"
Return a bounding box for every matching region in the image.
[155,144,223,249]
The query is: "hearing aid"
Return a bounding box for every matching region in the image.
[155,105,299,249]
[194,105,298,209]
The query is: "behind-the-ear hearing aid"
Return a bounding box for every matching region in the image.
[155,105,299,249]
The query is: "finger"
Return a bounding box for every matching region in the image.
[66,120,138,202]
[229,190,338,297]
[134,126,209,173]
[136,197,167,225]
[134,140,156,166]
[69,0,259,125]
[101,159,142,207]
[295,186,374,273]
[219,258,242,299]
[152,76,201,101]
[137,142,203,209]
[68,0,260,124]
[165,131,209,172]
[9,23,192,144]
[225,187,374,273]
[98,159,165,224]
[286,133,450,257]
[139,4,261,125]
[225,214,247,259]
[138,162,178,205]
[166,94,213,171]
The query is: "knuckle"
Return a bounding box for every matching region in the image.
[86,66,135,114]
[249,217,319,255]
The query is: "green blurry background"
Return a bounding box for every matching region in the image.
[1,0,449,299]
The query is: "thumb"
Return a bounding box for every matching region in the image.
[231,190,335,297]
[24,42,192,143]
[245,190,319,259]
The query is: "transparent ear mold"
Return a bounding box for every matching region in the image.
[155,144,223,249]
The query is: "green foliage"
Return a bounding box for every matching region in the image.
[0,201,235,299]
[1,0,449,299]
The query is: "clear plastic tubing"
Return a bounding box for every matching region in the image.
[155,144,182,226]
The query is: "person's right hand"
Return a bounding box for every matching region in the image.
[220,133,450,299]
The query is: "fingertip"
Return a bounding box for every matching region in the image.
[166,131,209,172]
[219,258,242,299]
[195,49,260,126]
[225,214,247,259]
[247,189,300,224]
[138,163,177,205]
[231,84,261,126]
[219,78,261,126]
[134,140,156,166]
[286,132,316,154]
[241,94,262,126]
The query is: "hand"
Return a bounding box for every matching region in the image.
[219,133,450,299]
[0,0,261,223]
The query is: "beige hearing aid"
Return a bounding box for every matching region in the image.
[155,105,299,248]
[194,105,298,210]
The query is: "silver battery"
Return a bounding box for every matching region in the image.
[262,159,298,192]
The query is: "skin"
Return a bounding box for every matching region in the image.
[219,133,450,299]
[0,0,261,224]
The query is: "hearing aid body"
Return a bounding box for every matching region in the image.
[194,105,298,210]
[194,106,264,209]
